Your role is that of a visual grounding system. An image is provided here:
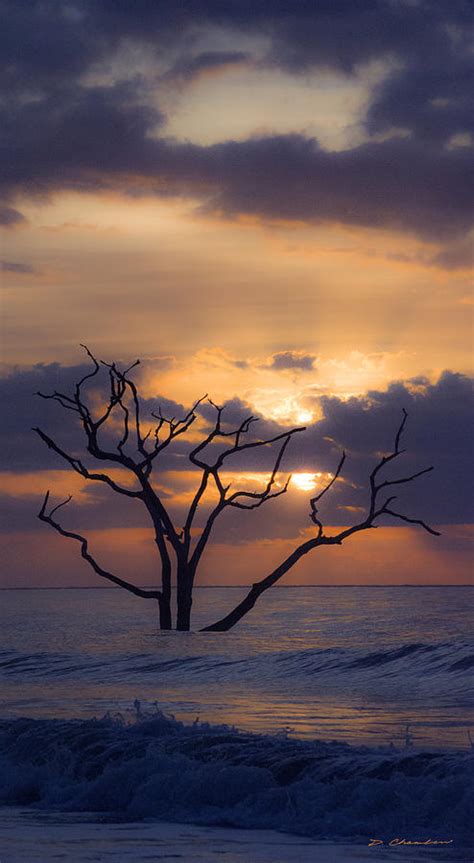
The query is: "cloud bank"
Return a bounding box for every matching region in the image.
[1,0,472,261]
[1,361,472,532]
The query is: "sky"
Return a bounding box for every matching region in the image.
[0,0,473,589]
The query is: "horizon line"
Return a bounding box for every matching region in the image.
[0,584,472,591]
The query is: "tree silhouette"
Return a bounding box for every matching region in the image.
[35,347,439,631]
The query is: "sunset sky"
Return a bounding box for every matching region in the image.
[1,0,473,588]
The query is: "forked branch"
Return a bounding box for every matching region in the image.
[309,451,346,537]
[33,427,143,498]
[202,410,439,631]
[183,401,305,566]
[38,492,162,600]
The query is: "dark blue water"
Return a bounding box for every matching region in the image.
[1,586,472,747]
[0,586,472,853]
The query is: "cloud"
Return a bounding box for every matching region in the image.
[203,135,472,241]
[2,89,471,241]
[0,1,472,251]
[0,357,203,473]
[430,235,473,270]
[1,260,36,274]
[0,205,25,227]
[165,51,251,83]
[196,370,474,528]
[6,0,466,90]
[367,54,474,147]
[301,371,474,526]
[0,361,101,472]
[0,360,472,533]
[268,351,317,372]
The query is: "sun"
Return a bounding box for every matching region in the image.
[295,410,314,424]
[291,472,320,492]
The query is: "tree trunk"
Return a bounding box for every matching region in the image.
[158,594,172,630]
[176,564,193,631]
[153,522,173,629]
[176,589,192,630]
[160,558,172,630]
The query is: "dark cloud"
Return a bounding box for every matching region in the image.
[9,0,466,86]
[193,372,474,528]
[430,236,473,270]
[367,56,474,146]
[2,83,471,241]
[0,358,190,473]
[204,135,473,241]
[0,1,96,95]
[299,371,474,526]
[165,51,250,83]
[0,1,472,249]
[0,205,25,227]
[1,260,35,274]
[0,483,150,534]
[0,360,472,533]
[268,2,473,152]
[250,1,465,70]
[1,82,164,197]
[269,351,317,372]
[0,362,100,473]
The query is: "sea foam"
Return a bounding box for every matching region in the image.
[0,711,472,843]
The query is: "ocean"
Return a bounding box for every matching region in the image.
[0,585,473,860]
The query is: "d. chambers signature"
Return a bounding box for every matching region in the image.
[368,838,454,847]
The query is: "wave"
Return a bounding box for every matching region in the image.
[0,712,472,842]
[0,640,472,689]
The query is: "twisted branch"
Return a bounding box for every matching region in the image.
[184,401,305,567]
[309,451,346,537]
[202,409,439,631]
[33,427,143,498]
[38,492,162,600]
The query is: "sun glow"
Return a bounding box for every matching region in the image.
[295,410,314,424]
[291,472,321,492]
[249,393,317,426]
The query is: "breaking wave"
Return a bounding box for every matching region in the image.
[0,711,472,843]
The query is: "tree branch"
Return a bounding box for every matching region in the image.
[34,349,185,551]
[226,433,293,509]
[309,451,346,537]
[188,428,299,571]
[377,506,441,536]
[189,399,305,471]
[376,466,434,490]
[202,409,439,631]
[33,427,143,498]
[38,492,162,599]
[140,394,207,476]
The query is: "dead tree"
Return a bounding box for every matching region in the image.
[35,347,439,632]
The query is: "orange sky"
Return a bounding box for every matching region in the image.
[1,3,472,589]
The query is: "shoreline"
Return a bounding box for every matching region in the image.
[0,810,468,863]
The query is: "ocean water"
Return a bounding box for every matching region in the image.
[0,585,473,857]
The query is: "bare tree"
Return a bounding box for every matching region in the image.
[35,347,439,632]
